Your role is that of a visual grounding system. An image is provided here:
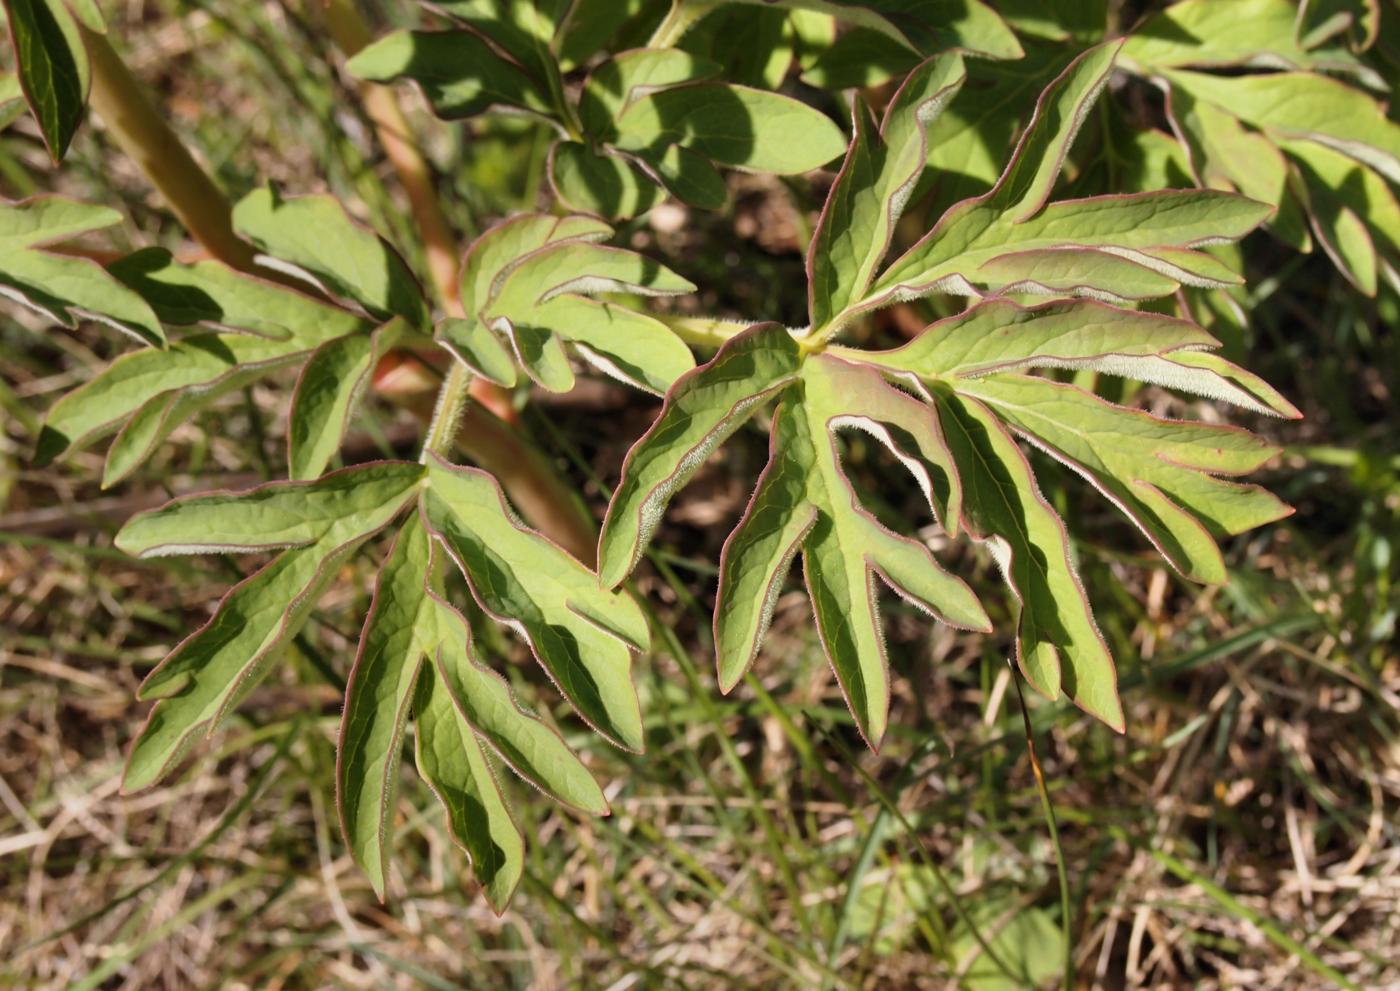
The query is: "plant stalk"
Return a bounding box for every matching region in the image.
[79,25,256,269]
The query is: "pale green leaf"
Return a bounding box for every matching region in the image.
[459,213,613,319]
[120,465,421,791]
[614,83,846,174]
[233,188,428,326]
[711,0,1021,60]
[524,295,696,395]
[1164,68,1400,184]
[856,298,1219,381]
[481,239,694,393]
[922,46,1068,204]
[0,71,27,129]
[598,323,804,589]
[101,361,274,488]
[116,461,424,556]
[715,356,987,747]
[422,454,648,752]
[2,0,89,162]
[438,317,518,387]
[1125,0,1347,71]
[809,53,966,330]
[429,0,569,94]
[962,375,1292,584]
[549,140,661,220]
[1165,88,1293,216]
[674,5,794,90]
[869,45,1273,310]
[289,319,405,481]
[636,144,727,210]
[337,518,434,899]
[41,333,301,465]
[579,48,721,138]
[873,186,1268,308]
[1285,138,1400,292]
[799,26,918,90]
[429,595,609,814]
[40,253,371,464]
[0,198,163,345]
[110,249,370,341]
[64,0,103,32]
[414,661,523,913]
[938,393,1123,729]
[337,517,607,906]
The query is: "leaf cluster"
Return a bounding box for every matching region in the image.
[0,0,1309,911]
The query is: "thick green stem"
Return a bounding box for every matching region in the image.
[80,25,256,269]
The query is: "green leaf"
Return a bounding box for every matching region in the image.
[598,323,804,589]
[1163,68,1400,184]
[422,454,649,752]
[110,249,370,340]
[614,82,846,174]
[922,45,1068,206]
[119,464,423,791]
[0,198,163,345]
[675,5,795,90]
[579,48,721,138]
[101,360,274,488]
[1285,138,1400,292]
[42,333,295,467]
[289,318,406,481]
[864,45,1275,309]
[63,0,102,32]
[429,592,609,815]
[549,140,661,220]
[715,356,988,747]
[799,26,918,90]
[2,0,89,162]
[637,144,727,210]
[437,318,518,388]
[429,0,570,94]
[855,297,1302,416]
[938,393,1123,728]
[347,30,551,121]
[961,375,1292,584]
[233,188,429,326]
[117,460,424,556]
[39,253,371,466]
[1164,87,1308,250]
[414,660,524,913]
[808,53,966,330]
[1124,0,1353,71]
[337,518,435,899]
[714,0,1021,60]
[452,213,696,394]
[481,238,695,393]
[951,899,1062,991]
[854,298,1218,381]
[459,213,613,319]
